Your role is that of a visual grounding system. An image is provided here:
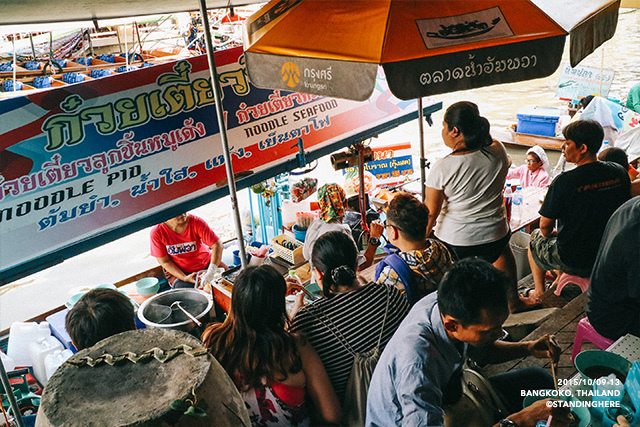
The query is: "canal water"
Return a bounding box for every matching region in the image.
[2,10,639,329]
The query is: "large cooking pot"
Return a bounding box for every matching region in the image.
[138,289,213,332]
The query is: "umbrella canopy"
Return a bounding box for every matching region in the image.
[244,0,620,101]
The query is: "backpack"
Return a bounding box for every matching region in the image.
[375,245,418,304]
[443,363,509,427]
[309,287,391,427]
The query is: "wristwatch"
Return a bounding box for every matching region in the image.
[368,236,380,246]
[498,419,518,427]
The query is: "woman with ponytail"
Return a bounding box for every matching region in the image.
[202,265,341,426]
[425,101,538,312]
[290,231,409,402]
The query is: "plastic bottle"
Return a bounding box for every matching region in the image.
[7,321,52,366]
[511,186,523,222]
[0,349,16,372]
[29,336,64,385]
[598,140,610,155]
[503,183,513,221]
[288,270,303,287]
[286,270,303,313]
[281,199,298,229]
[44,349,74,382]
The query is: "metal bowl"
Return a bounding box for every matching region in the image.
[137,289,213,332]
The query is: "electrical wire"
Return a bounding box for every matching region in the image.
[0,400,11,427]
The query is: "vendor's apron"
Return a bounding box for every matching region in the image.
[35,328,250,427]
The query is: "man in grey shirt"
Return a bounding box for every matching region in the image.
[366,258,569,427]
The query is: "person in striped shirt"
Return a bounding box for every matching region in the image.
[290,231,410,401]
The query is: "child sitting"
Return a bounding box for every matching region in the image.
[506,145,551,188]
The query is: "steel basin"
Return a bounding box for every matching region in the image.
[137,289,213,332]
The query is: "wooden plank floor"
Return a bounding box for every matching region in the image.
[485,276,598,380]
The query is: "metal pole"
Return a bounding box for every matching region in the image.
[134,22,144,57]
[198,0,248,268]
[0,357,25,427]
[29,34,36,59]
[418,98,426,202]
[12,35,17,92]
[124,24,129,68]
[86,30,95,57]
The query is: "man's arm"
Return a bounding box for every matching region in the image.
[209,239,224,267]
[478,334,561,365]
[394,364,446,426]
[155,256,196,284]
[359,220,384,271]
[538,216,557,238]
[491,399,570,427]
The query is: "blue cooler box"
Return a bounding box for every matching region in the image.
[516,108,561,137]
[46,309,75,352]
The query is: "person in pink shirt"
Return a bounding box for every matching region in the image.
[150,213,225,288]
[506,145,551,188]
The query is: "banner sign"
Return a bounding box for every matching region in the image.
[343,143,414,188]
[0,47,428,279]
[555,62,615,100]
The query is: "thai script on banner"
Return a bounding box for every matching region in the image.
[1,46,425,279]
[556,62,615,100]
[343,143,414,188]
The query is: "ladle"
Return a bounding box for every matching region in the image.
[154,301,202,326]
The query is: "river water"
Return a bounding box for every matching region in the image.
[1,10,639,329]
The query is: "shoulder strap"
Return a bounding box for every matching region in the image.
[375,253,415,303]
[308,286,391,356]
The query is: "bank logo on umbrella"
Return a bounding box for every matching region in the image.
[281,61,300,87]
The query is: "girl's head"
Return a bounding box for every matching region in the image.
[228,265,288,331]
[201,264,301,389]
[442,101,492,151]
[526,152,542,172]
[526,145,549,172]
[311,231,358,296]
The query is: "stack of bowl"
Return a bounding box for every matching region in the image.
[136,277,160,298]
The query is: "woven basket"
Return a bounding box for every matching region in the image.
[271,235,304,265]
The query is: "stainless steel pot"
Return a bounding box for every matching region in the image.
[138,289,213,332]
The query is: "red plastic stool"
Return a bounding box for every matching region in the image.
[554,273,590,296]
[571,317,615,362]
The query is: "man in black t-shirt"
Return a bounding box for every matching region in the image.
[527,120,630,299]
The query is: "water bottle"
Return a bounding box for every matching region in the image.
[286,270,303,313]
[511,186,523,222]
[0,350,16,372]
[288,270,303,287]
[598,140,610,155]
[29,336,64,385]
[503,183,513,221]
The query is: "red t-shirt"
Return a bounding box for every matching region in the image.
[150,215,219,274]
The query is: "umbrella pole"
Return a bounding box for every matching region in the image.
[198,0,248,268]
[418,98,426,202]
[0,357,25,427]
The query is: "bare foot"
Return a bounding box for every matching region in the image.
[509,295,542,313]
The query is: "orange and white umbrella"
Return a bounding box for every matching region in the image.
[244,0,620,101]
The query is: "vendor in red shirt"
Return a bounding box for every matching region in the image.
[150,213,225,288]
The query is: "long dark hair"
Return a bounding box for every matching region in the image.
[311,231,358,297]
[201,265,302,390]
[444,101,492,151]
